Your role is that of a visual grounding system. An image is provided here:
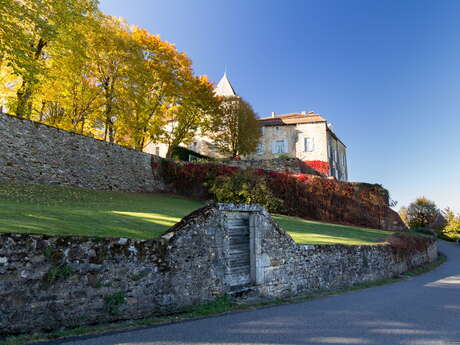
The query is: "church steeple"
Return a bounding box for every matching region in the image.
[214,72,237,97]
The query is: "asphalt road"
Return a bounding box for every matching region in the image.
[40,241,460,345]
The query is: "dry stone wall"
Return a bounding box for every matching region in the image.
[221,157,322,176]
[0,204,437,336]
[0,113,163,192]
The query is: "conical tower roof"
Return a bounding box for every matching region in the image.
[214,72,236,97]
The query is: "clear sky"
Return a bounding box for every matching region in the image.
[100,0,460,212]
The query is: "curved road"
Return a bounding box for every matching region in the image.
[40,241,460,345]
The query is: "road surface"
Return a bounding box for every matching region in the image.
[38,241,460,345]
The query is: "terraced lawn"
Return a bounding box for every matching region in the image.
[273,215,391,245]
[0,182,391,244]
[0,182,202,239]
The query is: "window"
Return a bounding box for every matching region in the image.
[304,137,314,152]
[155,147,160,156]
[272,139,287,154]
[256,143,264,155]
[261,127,265,135]
[209,144,217,152]
[189,142,198,151]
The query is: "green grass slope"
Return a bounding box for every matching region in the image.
[274,215,391,245]
[0,182,202,239]
[0,182,391,244]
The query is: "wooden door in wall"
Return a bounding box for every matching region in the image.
[224,212,252,287]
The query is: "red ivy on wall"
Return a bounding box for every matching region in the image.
[304,160,330,176]
[152,157,397,229]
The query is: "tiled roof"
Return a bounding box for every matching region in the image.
[259,112,327,126]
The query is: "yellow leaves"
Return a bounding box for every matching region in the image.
[2,2,223,155]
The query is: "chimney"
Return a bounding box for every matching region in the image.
[271,111,275,118]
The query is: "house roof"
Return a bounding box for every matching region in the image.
[259,111,346,147]
[214,72,236,97]
[259,112,327,126]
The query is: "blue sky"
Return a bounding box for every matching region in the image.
[100,0,460,212]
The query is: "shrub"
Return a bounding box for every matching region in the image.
[406,197,438,229]
[278,154,291,159]
[207,172,282,212]
[104,292,126,315]
[156,159,401,229]
[412,227,437,238]
[304,160,330,175]
[387,232,430,256]
[441,208,460,241]
[47,264,74,283]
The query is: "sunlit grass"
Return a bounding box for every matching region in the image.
[0,182,203,239]
[273,215,392,245]
[0,182,391,244]
[110,211,181,227]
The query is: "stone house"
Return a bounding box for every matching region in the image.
[145,73,348,181]
[247,112,348,181]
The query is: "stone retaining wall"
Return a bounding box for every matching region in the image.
[0,204,437,336]
[0,113,163,192]
[221,157,322,176]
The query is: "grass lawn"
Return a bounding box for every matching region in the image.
[0,182,391,244]
[273,215,391,245]
[0,182,203,239]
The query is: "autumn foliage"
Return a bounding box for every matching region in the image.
[0,1,221,155]
[304,160,330,176]
[156,159,405,230]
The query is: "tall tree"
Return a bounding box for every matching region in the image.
[406,197,439,229]
[211,96,261,158]
[86,16,142,142]
[154,75,221,158]
[117,27,194,150]
[0,0,99,118]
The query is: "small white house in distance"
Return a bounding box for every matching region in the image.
[246,112,348,181]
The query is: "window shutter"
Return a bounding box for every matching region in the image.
[311,138,315,151]
[271,141,276,154]
[283,139,288,153]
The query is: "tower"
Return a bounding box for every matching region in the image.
[214,72,237,97]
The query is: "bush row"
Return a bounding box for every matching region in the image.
[155,158,405,230]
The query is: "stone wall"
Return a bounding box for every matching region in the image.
[221,157,322,176]
[0,113,163,192]
[254,213,437,297]
[0,204,437,336]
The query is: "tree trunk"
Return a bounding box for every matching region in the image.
[15,82,33,118]
[15,39,47,118]
[166,144,176,159]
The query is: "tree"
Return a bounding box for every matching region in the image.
[398,206,409,227]
[85,16,142,143]
[211,96,261,158]
[117,27,196,151]
[36,20,103,133]
[154,75,221,158]
[406,197,439,229]
[0,0,99,118]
